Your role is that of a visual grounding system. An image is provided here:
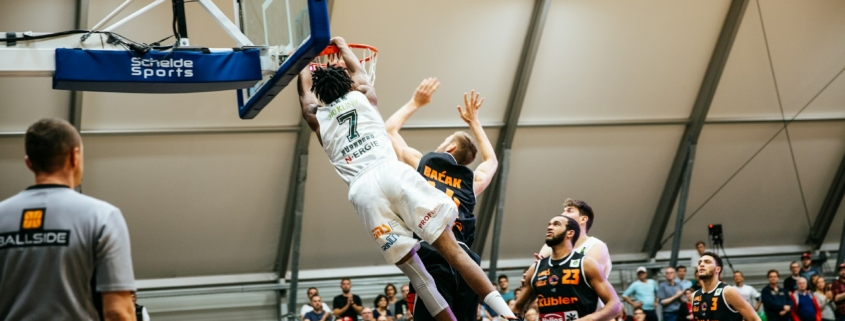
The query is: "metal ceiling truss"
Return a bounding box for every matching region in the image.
[642,0,749,258]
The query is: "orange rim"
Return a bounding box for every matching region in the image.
[315,43,378,64]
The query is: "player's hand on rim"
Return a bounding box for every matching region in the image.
[330,36,348,48]
[412,77,440,107]
[457,90,484,124]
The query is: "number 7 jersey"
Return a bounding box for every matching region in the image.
[316,90,397,185]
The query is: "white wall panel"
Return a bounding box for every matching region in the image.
[331,0,533,127]
[81,0,302,130]
[0,0,76,131]
[664,123,833,250]
[299,128,500,269]
[81,133,296,278]
[521,0,731,123]
[0,78,70,132]
[756,0,845,118]
[0,138,33,200]
[708,0,781,120]
[496,125,684,257]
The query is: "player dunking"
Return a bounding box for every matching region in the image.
[691,252,759,321]
[384,78,498,321]
[516,216,621,321]
[297,37,515,321]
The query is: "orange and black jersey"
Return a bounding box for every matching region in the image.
[530,251,598,321]
[415,152,476,245]
[692,282,742,321]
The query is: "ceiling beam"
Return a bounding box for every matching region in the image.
[472,0,551,256]
[642,0,749,258]
[807,152,845,249]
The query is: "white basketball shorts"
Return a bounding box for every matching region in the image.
[348,160,458,264]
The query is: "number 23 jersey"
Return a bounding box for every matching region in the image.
[530,251,598,321]
[316,90,397,185]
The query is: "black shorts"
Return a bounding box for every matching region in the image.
[409,242,481,321]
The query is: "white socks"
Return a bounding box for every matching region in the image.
[396,254,449,316]
[484,291,516,318]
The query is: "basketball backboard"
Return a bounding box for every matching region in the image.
[236,0,330,119]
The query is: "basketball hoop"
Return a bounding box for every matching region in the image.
[311,44,378,85]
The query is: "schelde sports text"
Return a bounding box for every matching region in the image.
[130,57,195,79]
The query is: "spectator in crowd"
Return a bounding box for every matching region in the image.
[734,271,762,311]
[378,316,389,321]
[362,308,375,321]
[617,310,634,321]
[623,267,659,321]
[394,284,410,321]
[678,288,694,321]
[790,277,821,321]
[831,264,845,321]
[514,288,523,302]
[676,266,692,290]
[785,262,802,292]
[385,284,398,309]
[333,278,363,321]
[658,267,685,321]
[305,295,334,321]
[813,277,835,321]
[303,287,332,318]
[507,300,516,311]
[525,308,538,321]
[763,270,793,321]
[690,241,707,271]
[800,253,822,290]
[373,294,394,321]
[0,118,136,320]
[633,307,647,321]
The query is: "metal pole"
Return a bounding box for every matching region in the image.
[839,214,845,265]
[487,149,511,282]
[670,144,696,268]
[286,154,308,320]
[174,0,189,45]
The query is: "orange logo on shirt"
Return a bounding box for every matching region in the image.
[538,269,551,277]
[21,209,44,229]
[371,223,391,240]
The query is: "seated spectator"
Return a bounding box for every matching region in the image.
[790,277,821,321]
[623,267,659,321]
[394,284,410,321]
[813,277,834,321]
[362,308,375,321]
[734,271,762,311]
[831,264,845,321]
[762,269,793,321]
[785,262,802,292]
[302,287,332,318]
[525,308,538,321]
[800,253,821,290]
[508,299,516,311]
[304,295,334,321]
[373,294,394,321]
[633,307,647,321]
[676,266,692,290]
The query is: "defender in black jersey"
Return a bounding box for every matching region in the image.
[515,216,621,321]
[691,252,760,321]
[385,78,500,321]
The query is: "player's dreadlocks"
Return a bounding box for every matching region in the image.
[311,64,354,104]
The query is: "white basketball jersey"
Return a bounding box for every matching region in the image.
[316,90,397,184]
[576,236,613,277]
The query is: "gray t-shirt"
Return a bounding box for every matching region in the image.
[658,280,685,312]
[0,185,135,320]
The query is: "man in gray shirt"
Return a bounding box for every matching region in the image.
[0,118,136,320]
[658,267,686,321]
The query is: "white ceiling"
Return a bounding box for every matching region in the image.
[0,0,843,280]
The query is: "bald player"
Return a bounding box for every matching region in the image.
[0,118,135,320]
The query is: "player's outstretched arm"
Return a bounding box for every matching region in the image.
[514,264,538,316]
[724,286,762,321]
[330,37,377,106]
[457,91,497,196]
[298,68,322,142]
[384,78,440,167]
[583,257,622,321]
